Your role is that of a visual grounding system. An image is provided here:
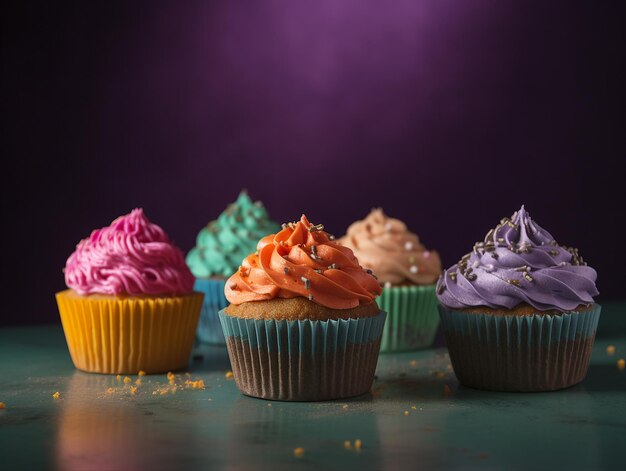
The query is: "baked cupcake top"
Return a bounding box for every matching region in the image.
[225,215,382,309]
[64,209,194,296]
[338,208,442,286]
[436,206,598,312]
[186,191,280,279]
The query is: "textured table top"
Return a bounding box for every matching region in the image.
[1,302,625,471]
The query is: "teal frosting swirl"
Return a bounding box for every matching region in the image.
[186,191,280,278]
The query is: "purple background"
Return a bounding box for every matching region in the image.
[2,1,623,326]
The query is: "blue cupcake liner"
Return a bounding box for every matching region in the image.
[194,278,229,344]
[219,309,387,401]
[438,304,601,392]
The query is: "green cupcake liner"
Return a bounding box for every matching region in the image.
[378,284,440,352]
[219,309,387,401]
[438,304,601,392]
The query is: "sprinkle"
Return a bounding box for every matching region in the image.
[309,223,324,232]
[314,269,323,274]
[409,265,419,274]
[52,392,60,399]
[284,267,289,274]
[308,294,314,301]
[384,281,392,289]
[618,359,625,371]
[497,237,505,243]
[281,223,288,229]
[411,406,417,410]
[483,264,495,272]
[404,410,409,416]
[449,272,457,281]
[515,266,528,272]
[167,371,175,381]
[301,276,311,290]
[293,447,305,458]
[507,279,521,286]
[123,376,132,384]
[0,402,5,409]
[329,263,337,269]
[523,273,534,282]
[405,241,414,251]
[344,440,352,450]
[185,379,205,389]
[466,273,477,281]
[329,234,336,240]
[355,439,362,451]
[116,375,121,382]
[138,370,146,377]
[130,386,137,395]
[423,251,431,259]
[106,387,114,394]
[606,345,616,356]
[311,245,317,254]
[549,250,559,256]
[135,379,142,385]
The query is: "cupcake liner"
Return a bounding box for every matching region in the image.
[219,309,387,401]
[193,278,228,344]
[378,284,440,352]
[56,290,203,374]
[438,304,601,392]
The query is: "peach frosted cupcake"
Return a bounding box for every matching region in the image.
[339,209,442,352]
[56,209,203,374]
[219,215,385,401]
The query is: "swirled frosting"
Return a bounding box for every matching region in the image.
[436,206,598,312]
[339,209,442,286]
[186,191,280,278]
[65,209,194,296]
[225,215,382,309]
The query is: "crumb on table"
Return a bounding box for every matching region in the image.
[138,370,147,377]
[52,392,60,399]
[135,379,142,385]
[344,440,351,450]
[355,439,362,451]
[225,371,234,380]
[116,375,121,382]
[130,386,137,395]
[123,376,132,384]
[606,345,616,355]
[618,358,625,371]
[404,410,409,416]
[293,447,305,458]
[0,402,5,409]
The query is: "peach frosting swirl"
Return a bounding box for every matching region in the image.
[224,215,382,309]
[339,209,442,286]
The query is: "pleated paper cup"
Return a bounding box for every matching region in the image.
[219,309,387,401]
[193,278,228,344]
[56,289,203,374]
[438,304,601,392]
[378,284,439,352]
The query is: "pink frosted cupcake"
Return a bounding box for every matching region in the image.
[56,209,203,374]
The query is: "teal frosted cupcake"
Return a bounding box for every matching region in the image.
[186,191,280,344]
[339,209,442,352]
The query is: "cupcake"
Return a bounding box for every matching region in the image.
[436,206,600,392]
[186,191,280,344]
[339,209,442,352]
[56,209,203,374]
[219,215,385,401]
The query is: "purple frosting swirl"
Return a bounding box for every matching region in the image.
[436,206,598,311]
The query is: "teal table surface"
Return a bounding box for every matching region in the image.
[1,303,625,471]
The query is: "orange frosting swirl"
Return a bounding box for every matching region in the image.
[225,215,382,309]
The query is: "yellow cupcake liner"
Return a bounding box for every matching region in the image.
[56,290,203,374]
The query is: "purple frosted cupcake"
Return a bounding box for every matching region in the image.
[436,206,600,392]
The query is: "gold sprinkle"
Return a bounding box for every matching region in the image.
[138,370,147,376]
[123,376,132,384]
[606,345,616,356]
[404,410,409,416]
[344,440,352,450]
[0,402,6,409]
[52,392,60,399]
[293,447,305,458]
[116,375,122,382]
[106,387,114,394]
[130,386,137,395]
[167,371,175,381]
[355,439,362,451]
[135,379,142,385]
[617,359,625,371]
[225,371,234,380]
[184,379,205,390]
[411,406,417,410]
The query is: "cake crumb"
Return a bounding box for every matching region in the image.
[106,387,114,395]
[344,440,351,450]
[404,410,409,416]
[52,392,60,399]
[225,371,234,380]
[267,403,272,407]
[167,371,175,380]
[342,404,349,410]
[411,406,417,410]
[606,345,616,355]
[0,402,6,409]
[116,375,122,382]
[138,370,147,376]
[130,386,137,395]
[185,379,205,390]
[617,358,625,371]
[123,376,132,384]
[293,447,305,458]
[355,439,362,451]
[135,379,142,385]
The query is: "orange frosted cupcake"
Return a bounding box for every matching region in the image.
[219,215,385,401]
[56,209,203,374]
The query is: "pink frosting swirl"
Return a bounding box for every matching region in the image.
[64,209,194,296]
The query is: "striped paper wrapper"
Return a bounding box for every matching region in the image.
[56,290,203,374]
[438,304,601,392]
[219,309,387,401]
